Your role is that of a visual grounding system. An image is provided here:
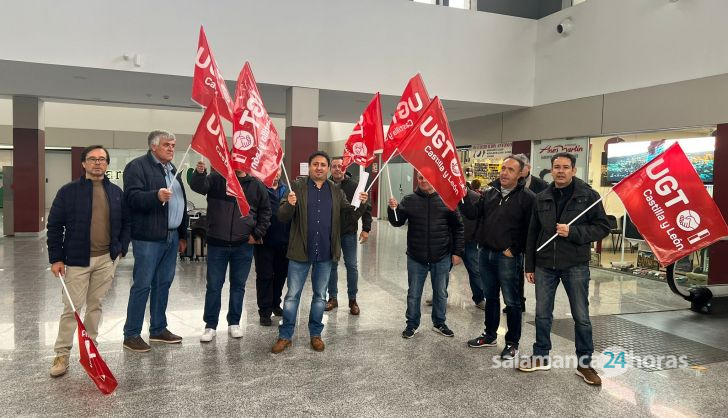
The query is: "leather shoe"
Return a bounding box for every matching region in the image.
[325,298,338,311]
[349,299,360,315]
[310,336,325,352]
[271,338,291,354]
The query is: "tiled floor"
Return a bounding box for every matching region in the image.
[1,221,724,417]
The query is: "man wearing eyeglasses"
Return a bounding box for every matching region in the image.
[122,130,188,352]
[47,145,130,377]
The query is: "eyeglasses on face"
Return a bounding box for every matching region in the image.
[85,157,108,164]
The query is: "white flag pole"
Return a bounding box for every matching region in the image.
[536,190,612,252]
[385,165,398,222]
[163,143,192,206]
[365,149,399,194]
[58,274,78,313]
[280,161,292,188]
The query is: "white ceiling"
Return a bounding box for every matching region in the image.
[0,60,522,124]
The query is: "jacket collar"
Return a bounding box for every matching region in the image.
[542,177,591,199]
[79,175,110,185]
[146,150,176,174]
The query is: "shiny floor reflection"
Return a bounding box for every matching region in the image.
[0,221,723,417]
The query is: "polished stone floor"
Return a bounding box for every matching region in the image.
[0,221,724,417]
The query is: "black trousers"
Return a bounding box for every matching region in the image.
[254,244,289,317]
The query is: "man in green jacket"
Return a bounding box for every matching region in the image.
[271,151,369,354]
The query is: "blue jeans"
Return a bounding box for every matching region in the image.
[480,248,522,344]
[405,255,450,329]
[328,232,358,300]
[203,243,254,329]
[463,241,483,303]
[279,259,332,340]
[533,264,594,365]
[123,231,179,338]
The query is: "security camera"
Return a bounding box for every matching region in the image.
[556,18,573,36]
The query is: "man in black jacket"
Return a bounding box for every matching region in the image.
[461,156,534,359]
[325,157,372,315]
[47,145,130,377]
[254,169,291,324]
[388,172,464,339]
[518,152,609,386]
[191,160,271,339]
[122,130,189,352]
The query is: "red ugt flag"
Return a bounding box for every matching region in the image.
[192,26,234,122]
[230,62,283,187]
[75,312,118,394]
[191,97,250,217]
[613,143,728,266]
[398,97,467,211]
[383,74,431,161]
[342,92,384,169]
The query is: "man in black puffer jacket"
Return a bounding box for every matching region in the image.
[518,152,609,386]
[460,156,535,360]
[388,172,464,339]
[190,160,271,340]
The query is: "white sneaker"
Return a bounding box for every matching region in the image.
[228,325,244,338]
[200,328,216,342]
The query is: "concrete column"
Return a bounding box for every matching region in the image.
[12,96,45,235]
[708,124,728,285]
[285,87,319,178]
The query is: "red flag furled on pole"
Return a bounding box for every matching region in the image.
[342,92,384,169]
[230,62,284,187]
[191,26,234,122]
[612,143,728,266]
[75,312,118,394]
[191,97,251,217]
[383,73,432,161]
[397,97,467,210]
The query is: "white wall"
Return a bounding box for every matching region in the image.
[535,0,728,105]
[1,0,537,106]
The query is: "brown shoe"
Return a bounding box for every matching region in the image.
[271,338,291,354]
[149,329,183,344]
[349,299,360,315]
[576,366,602,386]
[50,355,69,377]
[123,335,152,352]
[311,336,325,352]
[325,298,338,311]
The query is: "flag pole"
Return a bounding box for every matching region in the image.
[536,189,613,252]
[58,274,78,313]
[280,161,292,187]
[365,148,398,194]
[385,165,398,222]
[163,143,192,206]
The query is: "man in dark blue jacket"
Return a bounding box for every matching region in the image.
[254,169,291,325]
[191,160,271,338]
[47,145,130,377]
[122,130,188,352]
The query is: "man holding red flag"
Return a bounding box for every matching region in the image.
[47,145,130,377]
[190,160,271,338]
[519,152,609,386]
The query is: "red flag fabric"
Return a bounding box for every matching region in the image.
[191,97,250,217]
[75,312,117,394]
[397,97,467,210]
[612,143,728,266]
[342,92,384,169]
[383,74,431,161]
[191,26,234,122]
[230,62,283,187]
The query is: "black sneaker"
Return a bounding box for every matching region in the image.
[260,316,273,326]
[123,335,151,352]
[432,324,454,337]
[500,343,519,359]
[402,327,418,339]
[272,306,284,317]
[149,329,182,344]
[467,333,497,348]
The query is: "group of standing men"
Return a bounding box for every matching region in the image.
[47,129,371,377]
[46,129,607,386]
[387,152,609,386]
